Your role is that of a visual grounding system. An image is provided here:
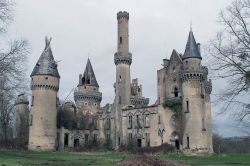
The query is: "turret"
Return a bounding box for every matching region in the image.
[182,30,202,70]
[28,37,60,151]
[13,93,29,146]
[114,11,132,147]
[74,58,102,114]
[180,30,213,154]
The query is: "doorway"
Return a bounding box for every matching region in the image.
[64,133,69,148]
[175,139,180,149]
[137,139,142,148]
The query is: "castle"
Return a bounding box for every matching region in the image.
[14,11,213,155]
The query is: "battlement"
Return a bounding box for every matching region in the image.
[114,52,132,65]
[130,96,149,108]
[117,11,129,20]
[180,66,208,81]
[74,91,102,102]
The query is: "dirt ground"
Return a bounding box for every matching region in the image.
[114,155,189,166]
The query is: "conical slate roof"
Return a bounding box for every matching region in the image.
[30,37,60,78]
[182,30,202,60]
[81,58,99,87]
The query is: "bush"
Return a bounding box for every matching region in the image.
[213,133,250,153]
[120,142,175,154]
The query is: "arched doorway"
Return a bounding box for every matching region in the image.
[170,131,180,150]
[134,133,143,148]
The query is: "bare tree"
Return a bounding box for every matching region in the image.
[0,0,29,143]
[206,0,250,124]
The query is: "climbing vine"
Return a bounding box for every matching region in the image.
[163,98,182,119]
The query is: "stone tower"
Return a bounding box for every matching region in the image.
[74,58,102,114]
[13,93,29,146]
[180,30,213,154]
[28,37,60,151]
[114,11,132,146]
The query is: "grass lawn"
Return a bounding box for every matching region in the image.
[0,150,250,166]
[0,150,126,166]
[161,153,250,166]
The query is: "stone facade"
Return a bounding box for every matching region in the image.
[14,11,213,155]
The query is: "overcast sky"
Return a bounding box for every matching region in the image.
[8,0,246,137]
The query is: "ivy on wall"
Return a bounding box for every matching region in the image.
[163,97,182,118]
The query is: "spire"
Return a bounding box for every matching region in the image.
[31,37,60,78]
[182,30,202,60]
[81,58,99,87]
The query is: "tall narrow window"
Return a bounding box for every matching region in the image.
[94,134,98,143]
[119,75,122,82]
[119,96,121,104]
[128,115,132,129]
[158,116,161,124]
[31,96,34,106]
[136,115,141,128]
[174,87,178,97]
[186,100,189,113]
[106,118,111,130]
[146,133,150,147]
[201,83,205,98]
[85,134,89,144]
[120,37,122,44]
[128,133,133,143]
[144,115,150,127]
[187,136,190,149]
[30,114,33,126]
[202,118,206,131]
[118,137,121,145]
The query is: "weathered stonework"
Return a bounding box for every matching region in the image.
[13,94,30,146]
[18,11,213,155]
[28,38,60,151]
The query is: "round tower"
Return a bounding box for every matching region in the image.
[114,11,132,147]
[28,37,60,151]
[13,93,29,146]
[180,30,213,154]
[74,58,102,114]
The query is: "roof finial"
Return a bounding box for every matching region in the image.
[45,36,52,48]
[190,20,192,32]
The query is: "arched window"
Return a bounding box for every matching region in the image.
[144,114,150,127]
